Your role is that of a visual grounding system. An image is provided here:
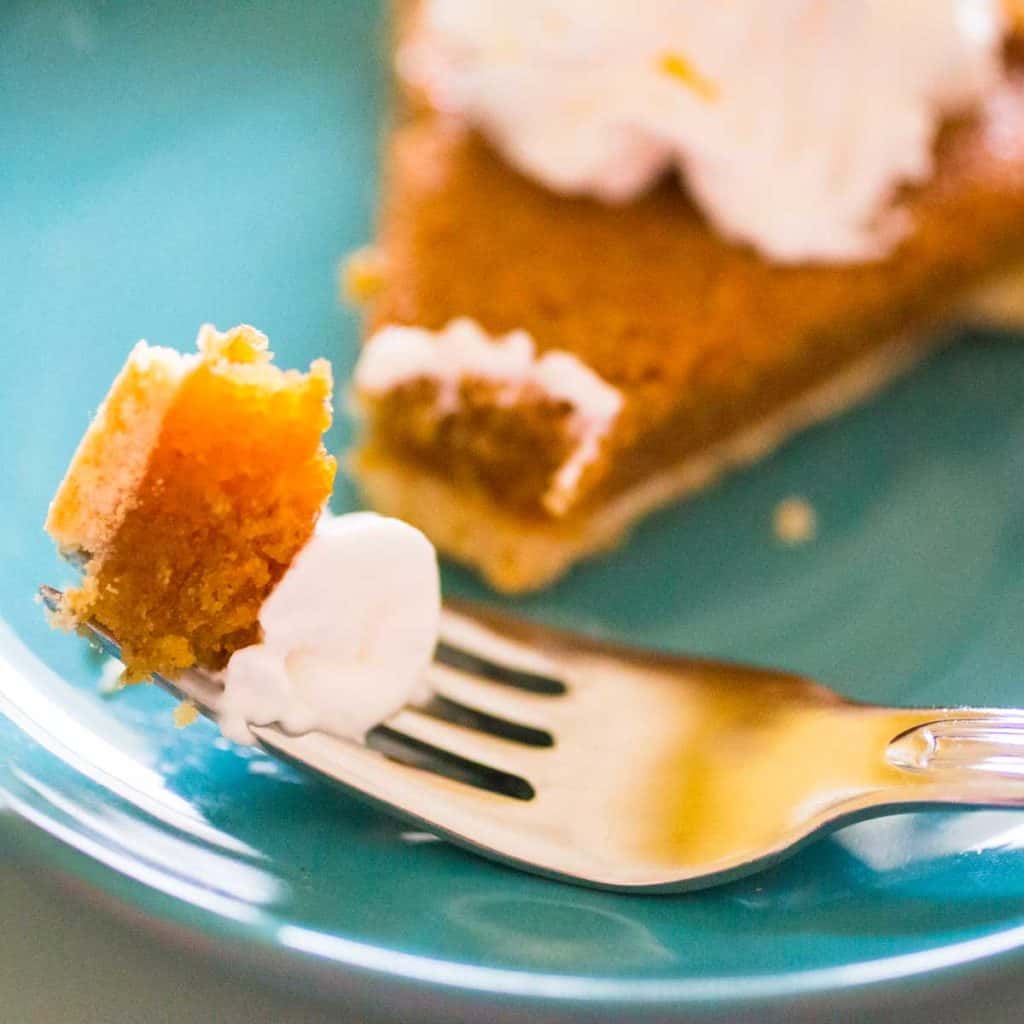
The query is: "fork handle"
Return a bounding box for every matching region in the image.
[887,711,1024,796]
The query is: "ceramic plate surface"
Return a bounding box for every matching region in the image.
[4,2,1024,1020]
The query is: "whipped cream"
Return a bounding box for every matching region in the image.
[401,0,1008,262]
[355,318,624,515]
[218,513,440,745]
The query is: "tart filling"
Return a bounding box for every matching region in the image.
[47,325,336,680]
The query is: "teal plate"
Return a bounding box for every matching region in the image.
[4,2,1024,1021]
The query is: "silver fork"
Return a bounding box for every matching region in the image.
[38,584,1024,892]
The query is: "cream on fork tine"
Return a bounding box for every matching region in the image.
[39,584,1024,893]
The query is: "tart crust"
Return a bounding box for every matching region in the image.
[354,272,1024,593]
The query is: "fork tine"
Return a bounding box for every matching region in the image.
[39,585,224,716]
[38,584,66,618]
[438,610,567,694]
[40,585,127,667]
[426,662,561,733]
[253,724,527,822]
[385,707,549,783]
[434,641,566,695]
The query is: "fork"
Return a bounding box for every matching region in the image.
[38,584,1024,893]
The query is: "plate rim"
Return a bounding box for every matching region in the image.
[5,736,1024,1017]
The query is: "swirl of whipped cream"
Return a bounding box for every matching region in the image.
[401,0,1008,263]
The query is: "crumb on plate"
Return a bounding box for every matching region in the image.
[773,496,817,546]
[173,700,200,728]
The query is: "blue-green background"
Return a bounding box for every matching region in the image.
[3,2,1024,1019]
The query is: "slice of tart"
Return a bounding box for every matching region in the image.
[347,5,1024,593]
[45,325,336,681]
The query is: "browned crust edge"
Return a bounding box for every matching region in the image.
[351,326,931,592]
[351,278,1023,592]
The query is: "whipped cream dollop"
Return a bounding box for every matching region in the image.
[401,0,1008,262]
[218,513,440,745]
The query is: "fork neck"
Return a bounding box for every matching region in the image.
[886,710,1024,802]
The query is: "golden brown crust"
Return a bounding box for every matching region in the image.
[45,344,186,558]
[353,324,943,591]
[358,259,1024,593]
